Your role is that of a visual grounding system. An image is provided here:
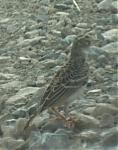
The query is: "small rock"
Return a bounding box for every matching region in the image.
[6,87,40,104]
[40,117,65,132]
[70,112,100,130]
[0,73,18,80]
[0,81,23,90]
[79,130,99,142]
[87,89,102,94]
[112,14,118,24]
[101,127,118,146]
[29,131,74,150]
[0,56,11,64]
[111,96,118,107]
[92,103,118,117]
[27,103,38,116]
[1,125,15,137]
[76,23,88,28]
[88,46,107,59]
[56,12,70,16]
[111,1,118,13]
[0,137,25,150]
[40,0,50,5]
[99,113,115,128]
[15,118,28,135]
[83,107,96,115]
[43,59,57,69]
[54,4,71,10]
[97,0,112,10]
[25,29,45,38]
[17,36,46,48]
[0,18,10,23]
[102,29,118,42]
[12,108,27,118]
[101,42,118,54]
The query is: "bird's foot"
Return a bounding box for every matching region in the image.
[65,116,76,128]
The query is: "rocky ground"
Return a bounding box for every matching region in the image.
[0,0,118,149]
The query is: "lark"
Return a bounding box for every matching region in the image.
[24,31,95,129]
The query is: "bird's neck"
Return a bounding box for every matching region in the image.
[70,50,86,64]
[70,53,86,67]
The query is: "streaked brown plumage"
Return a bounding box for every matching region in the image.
[24,32,94,129]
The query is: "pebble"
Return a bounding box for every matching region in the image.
[83,107,96,115]
[112,14,118,24]
[12,108,27,118]
[0,137,25,150]
[102,29,118,42]
[87,89,102,94]
[17,36,46,48]
[27,103,38,116]
[101,126,118,146]
[101,42,118,54]
[97,0,112,10]
[0,18,10,23]
[29,131,74,150]
[92,103,118,117]
[111,1,118,13]
[76,23,88,28]
[0,73,18,80]
[79,130,99,142]
[54,4,71,10]
[1,125,15,137]
[99,113,115,128]
[0,56,11,64]
[6,87,40,104]
[69,111,100,130]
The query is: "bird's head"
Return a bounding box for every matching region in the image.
[71,30,97,57]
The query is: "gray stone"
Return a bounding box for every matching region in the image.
[83,107,96,115]
[102,29,118,42]
[112,14,118,24]
[101,127,118,146]
[97,0,112,10]
[76,23,88,28]
[111,1,118,13]
[79,130,99,142]
[0,18,10,23]
[0,73,18,80]
[0,81,23,90]
[54,4,71,10]
[29,131,74,150]
[0,137,25,150]
[12,108,27,118]
[6,87,40,104]
[0,56,11,64]
[1,125,15,137]
[87,89,102,94]
[15,118,28,136]
[17,36,46,48]
[92,103,118,117]
[70,112,100,129]
[101,42,118,54]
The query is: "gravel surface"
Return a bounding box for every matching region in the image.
[0,0,117,150]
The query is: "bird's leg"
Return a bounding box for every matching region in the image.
[65,115,76,128]
[51,107,76,128]
[51,107,67,121]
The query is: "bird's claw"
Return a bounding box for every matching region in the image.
[65,116,76,128]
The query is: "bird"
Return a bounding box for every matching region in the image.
[24,31,95,129]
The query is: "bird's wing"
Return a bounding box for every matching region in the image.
[39,63,88,112]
